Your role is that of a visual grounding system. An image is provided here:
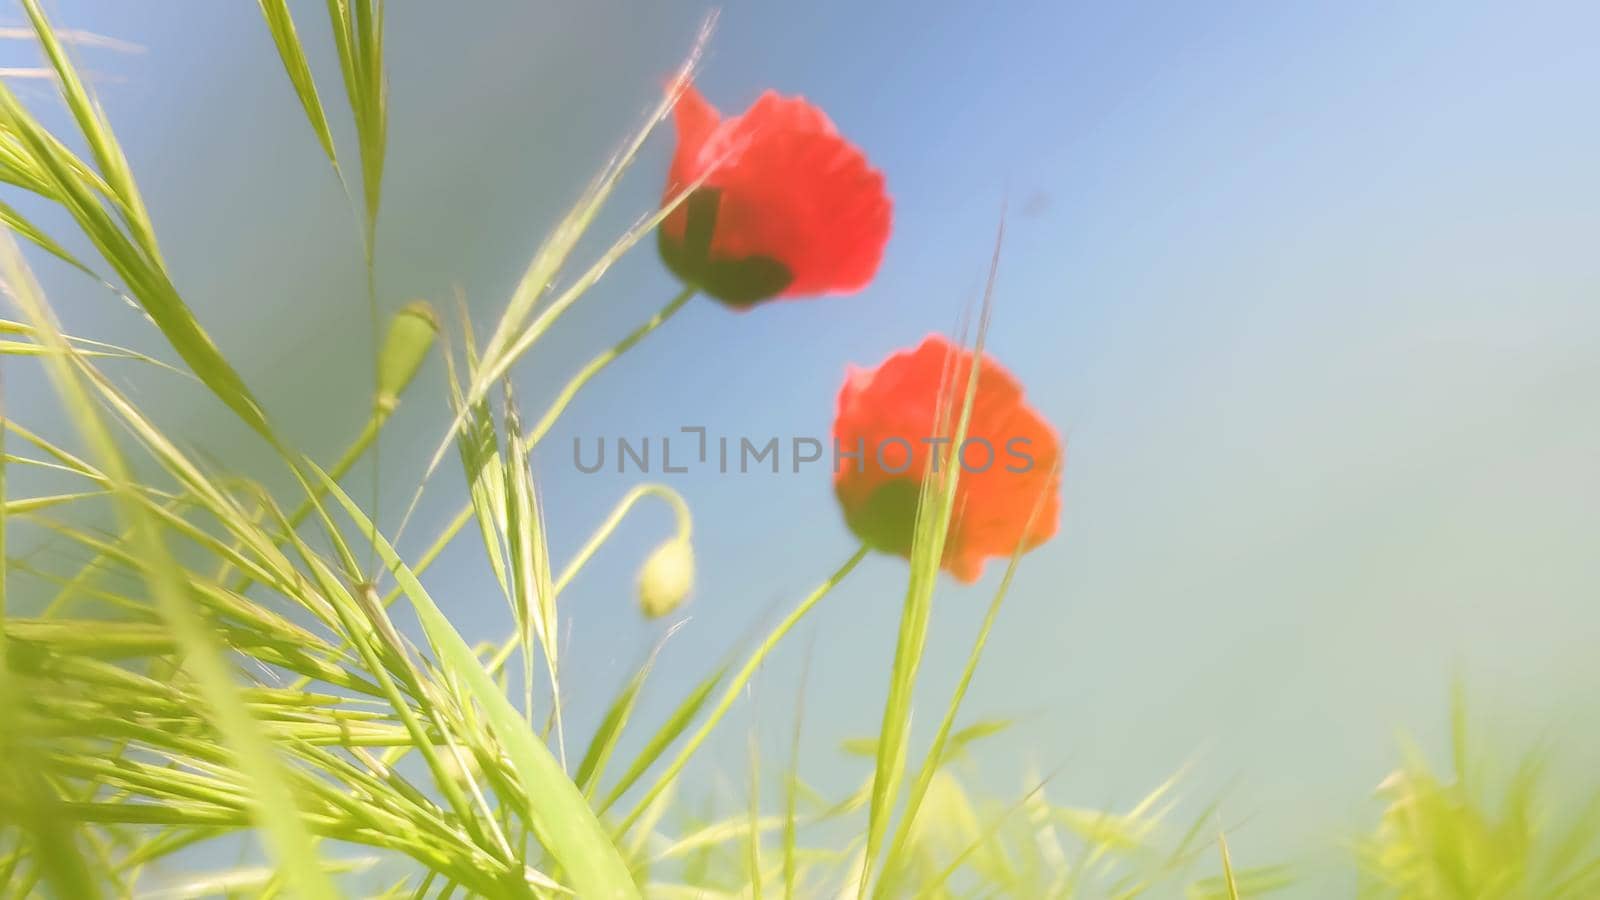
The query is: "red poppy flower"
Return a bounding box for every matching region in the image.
[658,81,891,308]
[832,335,1062,582]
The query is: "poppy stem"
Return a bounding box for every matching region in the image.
[610,543,871,836]
[524,285,697,447]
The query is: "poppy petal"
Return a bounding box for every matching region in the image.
[832,335,1061,581]
[705,128,889,297]
[736,89,838,139]
[667,82,722,190]
[658,82,891,306]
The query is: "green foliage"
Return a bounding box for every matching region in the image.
[255,0,339,168]
[0,232,336,899]
[0,1,275,441]
[1355,693,1600,899]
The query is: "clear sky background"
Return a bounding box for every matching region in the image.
[10,0,1600,891]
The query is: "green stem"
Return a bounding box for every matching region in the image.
[612,544,870,835]
[525,285,695,445]
[363,238,383,576]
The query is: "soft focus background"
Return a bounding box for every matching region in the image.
[8,0,1599,892]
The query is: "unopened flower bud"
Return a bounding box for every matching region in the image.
[637,537,694,619]
[376,300,439,414]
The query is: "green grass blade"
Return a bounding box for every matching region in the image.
[0,85,275,441]
[576,625,682,799]
[503,393,564,764]
[2,489,104,514]
[615,546,869,835]
[0,231,338,899]
[1,356,6,649]
[0,708,103,898]
[470,175,705,405]
[599,661,728,816]
[876,476,1053,896]
[476,19,712,374]
[443,342,511,600]
[1189,863,1296,900]
[747,732,764,900]
[860,216,1007,894]
[577,664,652,799]
[0,322,190,375]
[0,196,98,277]
[283,539,500,863]
[322,0,386,248]
[1218,832,1241,900]
[350,0,387,244]
[782,654,811,900]
[309,463,640,899]
[255,0,341,167]
[916,775,1050,897]
[19,0,160,259]
[651,814,786,865]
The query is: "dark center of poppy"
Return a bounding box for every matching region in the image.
[658,188,794,308]
[842,478,924,558]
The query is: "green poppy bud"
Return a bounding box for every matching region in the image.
[637,536,695,619]
[375,300,439,414]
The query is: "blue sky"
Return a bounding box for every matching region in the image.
[12,0,1600,887]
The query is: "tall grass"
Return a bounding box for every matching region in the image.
[0,6,1593,899]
